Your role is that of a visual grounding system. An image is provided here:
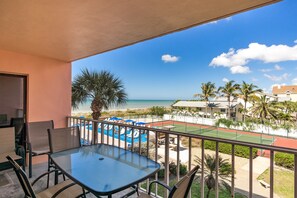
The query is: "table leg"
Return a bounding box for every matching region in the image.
[54,170,58,185]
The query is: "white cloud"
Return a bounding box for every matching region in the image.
[292,78,297,85]
[230,66,251,74]
[222,78,229,83]
[259,68,272,72]
[271,83,286,90]
[209,17,232,25]
[251,77,258,82]
[294,40,297,44]
[274,64,283,71]
[264,73,289,82]
[210,42,297,74]
[161,54,179,63]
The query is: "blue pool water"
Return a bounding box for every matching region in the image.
[87,125,147,144]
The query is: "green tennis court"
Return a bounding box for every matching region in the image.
[168,123,274,145]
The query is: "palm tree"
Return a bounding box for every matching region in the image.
[72,69,127,142]
[218,80,240,119]
[195,154,232,198]
[239,81,262,121]
[249,95,278,124]
[194,82,216,117]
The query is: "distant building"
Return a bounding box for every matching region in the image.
[272,85,297,102]
[172,97,243,121]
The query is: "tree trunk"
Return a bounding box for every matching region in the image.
[243,101,247,122]
[91,99,103,144]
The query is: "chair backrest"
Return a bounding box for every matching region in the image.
[169,165,199,198]
[0,127,15,153]
[48,126,81,153]
[10,118,25,146]
[6,155,36,198]
[27,120,54,152]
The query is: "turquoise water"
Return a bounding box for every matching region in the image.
[73,99,174,113]
[87,124,147,144]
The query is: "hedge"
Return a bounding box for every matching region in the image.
[275,152,294,170]
[204,140,258,159]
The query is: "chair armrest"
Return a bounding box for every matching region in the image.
[31,169,58,186]
[148,180,172,195]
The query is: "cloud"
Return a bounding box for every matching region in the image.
[251,77,258,82]
[210,42,297,74]
[222,78,229,83]
[292,78,297,85]
[264,73,289,82]
[294,40,297,44]
[274,64,283,71]
[209,17,232,25]
[230,66,251,74]
[259,68,272,72]
[271,83,286,90]
[161,54,179,63]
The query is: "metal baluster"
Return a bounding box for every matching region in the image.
[131,128,134,152]
[177,135,180,181]
[294,154,297,198]
[164,133,169,198]
[146,129,150,193]
[107,123,109,145]
[118,126,121,148]
[125,126,127,150]
[139,128,142,155]
[155,131,158,196]
[201,139,205,197]
[215,141,219,198]
[83,120,86,145]
[188,137,192,198]
[112,124,115,146]
[101,122,104,144]
[249,147,253,198]
[270,150,274,198]
[231,144,235,197]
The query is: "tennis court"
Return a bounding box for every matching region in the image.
[155,122,275,145]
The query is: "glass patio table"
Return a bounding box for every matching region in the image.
[50,144,160,197]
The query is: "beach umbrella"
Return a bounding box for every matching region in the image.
[136,122,146,125]
[109,117,122,121]
[125,119,135,123]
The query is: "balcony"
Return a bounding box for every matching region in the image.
[1,116,297,197]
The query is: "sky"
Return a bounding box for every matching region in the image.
[72,0,297,100]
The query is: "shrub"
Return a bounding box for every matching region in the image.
[169,162,188,176]
[204,140,258,159]
[275,152,294,170]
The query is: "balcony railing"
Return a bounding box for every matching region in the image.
[67,116,297,198]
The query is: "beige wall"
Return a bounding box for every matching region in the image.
[0,49,71,127]
[0,76,23,120]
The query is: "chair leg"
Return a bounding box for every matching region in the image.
[29,150,32,178]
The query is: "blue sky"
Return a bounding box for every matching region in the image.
[72,0,297,100]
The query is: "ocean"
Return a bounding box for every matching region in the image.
[72,99,174,113]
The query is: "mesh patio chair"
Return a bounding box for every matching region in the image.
[26,120,54,178]
[47,126,81,153]
[47,126,81,183]
[6,155,86,198]
[138,165,199,198]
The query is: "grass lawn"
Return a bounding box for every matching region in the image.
[257,167,294,198]
[141,179,246,198]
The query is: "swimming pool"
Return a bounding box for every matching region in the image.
[87,124,147,144]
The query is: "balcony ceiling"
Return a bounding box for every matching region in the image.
[0,0,280,62]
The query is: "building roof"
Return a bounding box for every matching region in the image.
[173,101,242,109]
[272,85,297,94]
[0,0,280,62]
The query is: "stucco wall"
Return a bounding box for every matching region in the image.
[0,49,71,127]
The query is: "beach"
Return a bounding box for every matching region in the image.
[72,99,174,114]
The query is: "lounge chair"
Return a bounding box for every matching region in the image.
[6,155,86,198]
[138,165,199,198]
[26,120,54,178]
